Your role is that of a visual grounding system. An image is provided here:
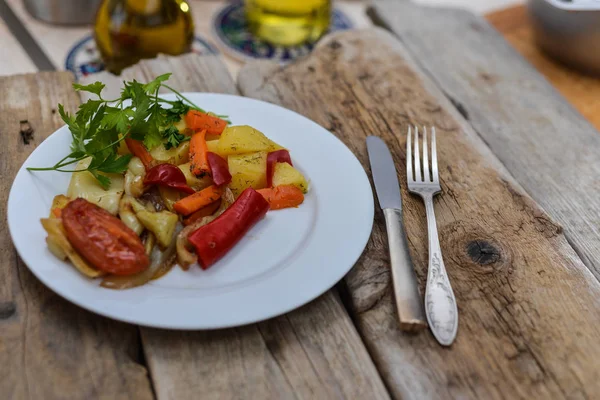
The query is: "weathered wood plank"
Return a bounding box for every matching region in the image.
[81,53,390,400]
[238,28,600,399]
[143,291,387,400]
[0,73,154,400]
[371,0,600,281]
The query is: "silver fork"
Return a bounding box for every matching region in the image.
[407,126,458,346]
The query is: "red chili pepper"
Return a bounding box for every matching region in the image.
[144,164,195,194]
[266,149,292,187]
[188,188,269,269]
[207,152,232,186]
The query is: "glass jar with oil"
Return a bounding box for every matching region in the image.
[94,0,194,74]
[246,0,331,46]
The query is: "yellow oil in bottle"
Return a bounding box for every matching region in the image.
[94,0,194,74]
[246,0,331,46]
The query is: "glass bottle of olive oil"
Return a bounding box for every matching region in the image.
[94,0,194,74]
[246,0,331,46]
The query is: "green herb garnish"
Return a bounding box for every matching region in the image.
[27,73,228,189]
[162,125,190,150]
[164,100,191,124]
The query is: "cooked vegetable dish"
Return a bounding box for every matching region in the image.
[29,74,309,289]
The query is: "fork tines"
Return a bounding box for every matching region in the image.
[407,126,439,184]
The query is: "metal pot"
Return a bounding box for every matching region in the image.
[527,0,600,74]
[23,0,102,25]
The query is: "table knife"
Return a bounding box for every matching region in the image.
[366,136,427,331]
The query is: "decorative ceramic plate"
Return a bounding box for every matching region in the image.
[8,93,373,330]
[65,35,218,81]
[212,2,352,63]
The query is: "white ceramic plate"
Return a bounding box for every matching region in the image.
[7,93,373,329]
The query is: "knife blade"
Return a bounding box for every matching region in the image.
[366,136,402,210]
[366,136,427,331]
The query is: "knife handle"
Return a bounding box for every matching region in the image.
[383,208,428,331]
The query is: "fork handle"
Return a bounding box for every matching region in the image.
[383,208,428,331]
[423,195,458,346]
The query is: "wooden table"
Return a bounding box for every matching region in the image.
[3,1,600,399]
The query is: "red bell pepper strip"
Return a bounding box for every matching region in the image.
[188,188,269,269]
[125,138,154,170]
[207,152,232,186]
[266,149,292,187]
[185,110,227,135]
[143,164,195,194]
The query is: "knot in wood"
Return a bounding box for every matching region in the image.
[328,40,342,50]
[466,240,501,265]
[0,301,16,319]
[439,221,511,278]
[20,120,34,145]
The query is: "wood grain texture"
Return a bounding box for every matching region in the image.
[371,0,600,281]
[80,53,390,400]
[486,5,600,131]
[0,73,153,400]
[238,28,600,399]
[143,291,388,400]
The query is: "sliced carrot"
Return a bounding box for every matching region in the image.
[257,185,304,210]
[173,185,222,216]
[189,129,209,176]
[182,199,222,226]
[125,138,153,170]
[52,208,62,218]
[185,110,227,135]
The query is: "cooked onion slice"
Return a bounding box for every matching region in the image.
[41,218,104,278]
[100,224,183,290]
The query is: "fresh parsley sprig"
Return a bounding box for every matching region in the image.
[162,125,190,150]
[27,73,228,189]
